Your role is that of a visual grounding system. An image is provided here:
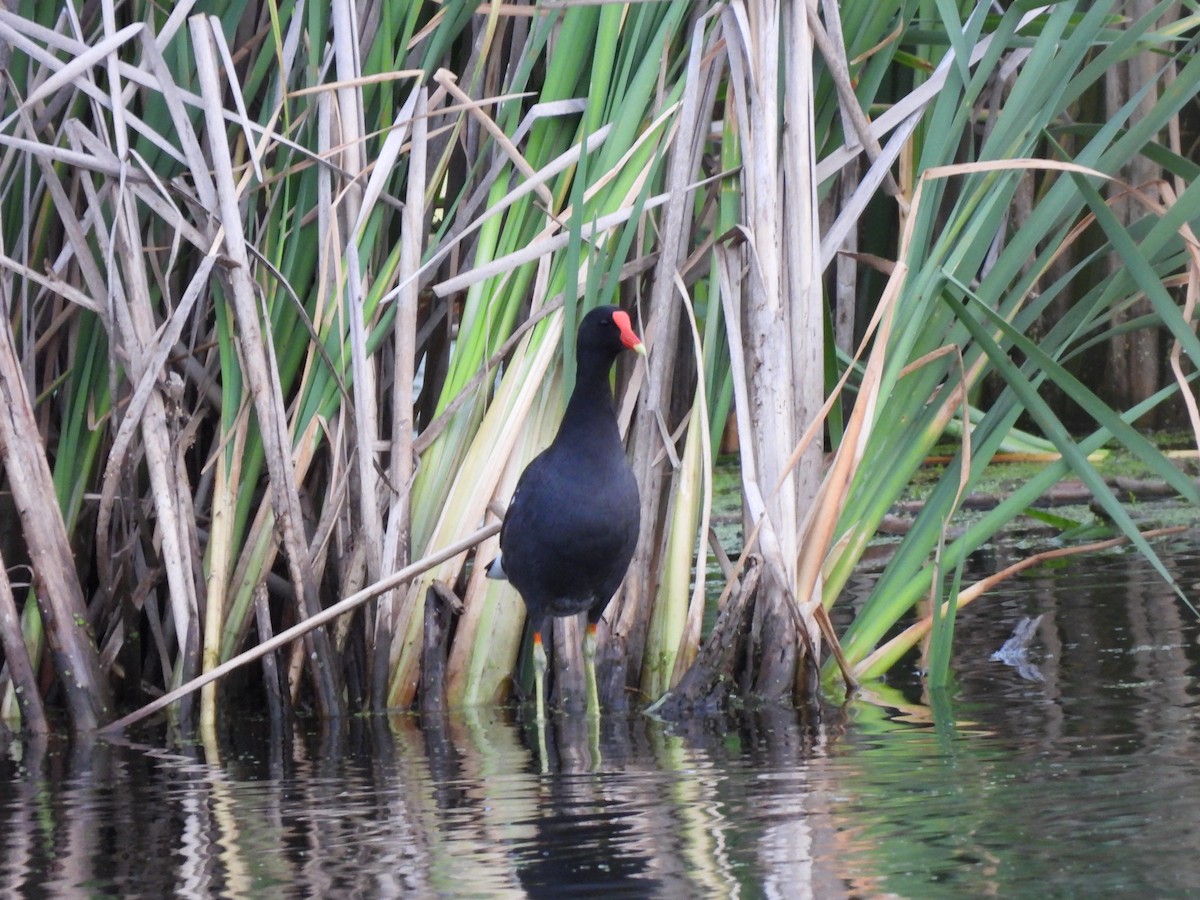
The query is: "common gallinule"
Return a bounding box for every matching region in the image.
[487,305,645,723]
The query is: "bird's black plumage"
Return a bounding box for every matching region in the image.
[490,305,643,653]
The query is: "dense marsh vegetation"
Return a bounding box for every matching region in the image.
[0,0,1195,733]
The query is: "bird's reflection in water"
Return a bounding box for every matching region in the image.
[390,701,836,896]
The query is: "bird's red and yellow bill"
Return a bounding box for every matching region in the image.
[612,309,646,356]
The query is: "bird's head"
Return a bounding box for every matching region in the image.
[578,305,646,359]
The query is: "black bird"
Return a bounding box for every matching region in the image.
[487,305,645,722]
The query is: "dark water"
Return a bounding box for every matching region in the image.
[2,535,1199,897]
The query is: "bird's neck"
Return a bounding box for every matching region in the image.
[555,356,620,446]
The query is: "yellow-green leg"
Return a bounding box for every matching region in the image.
[583,622,601,720]
[533,629,549,772]
[584,622,602,769]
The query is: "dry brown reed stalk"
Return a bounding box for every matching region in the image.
[0,310,109,729]
[193,17,345,718]
[605,6,726,708]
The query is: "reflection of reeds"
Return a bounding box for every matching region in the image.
[0,710,847,895]
[0,0,1196,732]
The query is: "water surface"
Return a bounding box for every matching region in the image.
[2,536,1198,897]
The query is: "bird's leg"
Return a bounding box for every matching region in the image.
[584,622,602,769]
[533,629,548,727]
[533,629,549,773]
[584,622,600,720]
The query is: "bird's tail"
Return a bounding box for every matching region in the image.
[485,553,506,580]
